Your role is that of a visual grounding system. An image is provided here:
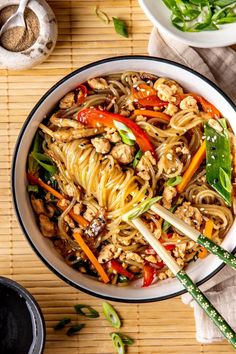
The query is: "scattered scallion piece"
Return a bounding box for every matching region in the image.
[123,196,162,221]
[166,175,182,187]
[133,149,143,168]
[112,17,129,38]
[114,120,136,145]
[74,304,99,318]
[94,5,110,24]
[110,333,125,354]
[162,206,176,232]
[111,333,134,345]
[66,324,85,336]
[102,302,121,329]
[54,317,71,330]
[27,184,39,193]
[118,275,129,283]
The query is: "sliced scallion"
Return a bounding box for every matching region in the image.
[166,176,182,187]
[110,333,125,354]
[102,302,121,329]
[74,304,99,318]
[66,324,85,336]
[54,317,71,330]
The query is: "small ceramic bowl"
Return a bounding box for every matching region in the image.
[12,56,236,302]
[139,0,236,48]
[0,0,58,70]
[0,277,45,353]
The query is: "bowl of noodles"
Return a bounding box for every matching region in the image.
[12,56,236,302]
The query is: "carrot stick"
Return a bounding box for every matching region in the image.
[73,232,110,284]
[133,109,171,123]
[177,141,206,194]
[27,173,88,228]
[198,220,214,259]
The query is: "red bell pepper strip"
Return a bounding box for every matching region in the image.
[149,261,165,269]
[132,84,168,108]
[110,259,134,280]
[76,84,88,105]
[143,263,155,287]
[164,244,175,251]
[77,108,157,158]
[176,93,221,119]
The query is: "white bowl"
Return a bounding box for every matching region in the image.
[139,0,236,48]
[12,56,236,302]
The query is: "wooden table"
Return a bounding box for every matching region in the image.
[0,1,235,353]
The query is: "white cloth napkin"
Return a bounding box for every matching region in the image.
[148,28,236,344]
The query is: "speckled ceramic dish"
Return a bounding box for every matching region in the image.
[12,56,236,302]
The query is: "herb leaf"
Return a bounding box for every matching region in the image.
[112,17,128,38]
[74,304,99,318]
[30,152,58,175]
[66,324,85,336]
[54,317,71,330]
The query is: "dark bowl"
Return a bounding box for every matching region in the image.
[0,277,45,354]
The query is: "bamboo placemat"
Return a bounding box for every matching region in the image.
[0,1,235,353]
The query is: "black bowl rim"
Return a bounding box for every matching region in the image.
[0,276,45,353]
[11,55,236,303]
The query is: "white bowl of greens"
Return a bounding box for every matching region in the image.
[139,0,236,48]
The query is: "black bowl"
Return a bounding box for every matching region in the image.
[0,277,45,354]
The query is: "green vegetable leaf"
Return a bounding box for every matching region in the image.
[66,324,85,336]
[110,333,125,354]
[166,176,183,187]
[114,120,135,145]
[102,302,121,329]
[205,118,232,206]
[74,304,99,318]
[112,17,128,38]
[28,131,41,173]
[123,196,162,221]
[27,184,39,193]
[133,149,143,168]
[54,317,71,330]
[30,152,58,175]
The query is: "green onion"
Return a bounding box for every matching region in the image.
[74,304,99,318]
[30,152,58,175]
[166,176,182,187]
[133,149,143,168]
[27,184,39,193]
[114,120,135,146]
[54,317,71,330]
[118,275,129,283]
[66,324,85,336]
[102,302,121,329]
[111,333,134,345]
[123,196,162,222]
[112,17,129,38]
[110,333,125,354]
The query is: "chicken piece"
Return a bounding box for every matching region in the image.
[104,128,121,143]
[50,114,83,129]
[98,244,122,264]
[59,92,75,109]
[173,243,186,259]
[180,96,198,111]
[111,143,135,164]
[162,186,177,209]
[91,137,111,154]
[73,202,83,215]
[158,272,167,280]
[175,202,203,230]
[31,196,46,215]
[145,255,159,264]
[53,127,105,142]
[39,214,56,237]
[136,151,156,181]
[120,109,130,117]
[154,78,183,103]
[123,251,144,264]
[164,103,178,116]
[64,215,75,229]
[83,206,96,222]
[88,78,108,90]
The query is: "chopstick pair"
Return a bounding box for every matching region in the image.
[122,201,236,349]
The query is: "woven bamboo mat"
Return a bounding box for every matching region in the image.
[0,1,235,353]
